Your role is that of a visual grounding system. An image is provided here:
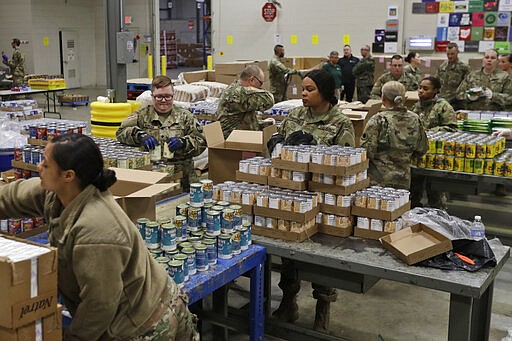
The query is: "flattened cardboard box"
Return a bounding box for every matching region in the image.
[0,305,62,341]
[379,223,453,265]
[0,235,58,329]
[204,121,277,184]
[252,223,317,242]
[109,168,181,222]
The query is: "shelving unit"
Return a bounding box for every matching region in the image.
[160,30,178,70]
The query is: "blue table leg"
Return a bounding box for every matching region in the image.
[250,255,265,341]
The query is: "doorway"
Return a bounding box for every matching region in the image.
[59,30,81,89]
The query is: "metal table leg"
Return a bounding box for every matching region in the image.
[212,286,229,341]
[249,256,265,341]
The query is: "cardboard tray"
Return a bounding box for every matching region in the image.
[318,203,350,216]
[235,171,268,185]
[379,223,453,265]
[28,138,48,146]
[271,158,309,172]
[309,159,369,176]
[308,178,370,195]
[351,202,411,221]
[252,223,317,242]
[11,160,39,172]
[268,176,307,191]
[253,205,319,223]
[317,223,353,237]
[0,226,48,239]
[354,227,389,240]
[241,204,253,215]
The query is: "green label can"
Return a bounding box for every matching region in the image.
[474,158,484,174]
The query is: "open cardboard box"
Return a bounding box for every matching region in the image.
[109,168,181,222]
[379,223,453,265]
[317,223,353,238]
[204,121,277,184]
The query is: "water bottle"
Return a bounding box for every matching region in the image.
[470,215,486,239]
[501,329,512,341]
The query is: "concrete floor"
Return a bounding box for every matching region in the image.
[27,69,512,341]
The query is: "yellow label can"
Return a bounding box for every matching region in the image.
[465,142,476,159]
[435,140,445,155]
[464,158,474,173]
[484,159,494,175]
[444,140,455,156]
[445,155,454,171]
[455,140,466,158]
[474,158,484,174]
[426,153,435,169]
[434,154,445,170]
[454,157,465,172]
[428,139,437,154]
[417,154,427,168]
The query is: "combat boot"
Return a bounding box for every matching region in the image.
[272,292,299,323]
[313,299,331,332]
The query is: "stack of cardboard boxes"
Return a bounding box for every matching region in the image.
[214,60,270,89]
[282,56,325,99]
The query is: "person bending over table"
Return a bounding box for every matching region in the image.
[0,133,199,341]
[361,81,428,190]
[267,69,355,333]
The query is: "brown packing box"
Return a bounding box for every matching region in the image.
[0,235,58,329]
[204,121,277,184]
[235,60,269,72]
[319,203,350,216]
[182,70,215,83]
[215,61,249,75]
[318,223,353,238]
[285,56,325,70]
[253,206,319,223]
[308,178,370,195]
[354,227,389,240]
[379,223,453,265]
[267,176,307,191]
[109,168,181,222]
[309,159,369,176]
[235,171,268,185]
[252,223,317,242]
[286,74,303,99]
[271,158,309,172]
[351,201,411,221]
[405,91,419,109]
[214,74,237,85]
[0,305,62,341]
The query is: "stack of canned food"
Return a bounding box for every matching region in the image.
[93,137,152,170]
[262,99,302,117]
[414,131,509,176]
[280,144,367,166]
[315,192,354,229]
[0,216,45,235]
[0,99,41,121]
[239,156,272,176]
[21,120,87,141]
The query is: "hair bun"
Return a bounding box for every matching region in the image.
[393,96,403,104]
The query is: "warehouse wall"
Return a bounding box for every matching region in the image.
[211,0,482,64]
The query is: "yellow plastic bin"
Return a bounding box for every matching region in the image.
[90,101,137,139]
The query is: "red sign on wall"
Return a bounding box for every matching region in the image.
[262,3,277,22]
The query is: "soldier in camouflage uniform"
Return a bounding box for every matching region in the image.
[352,44,375,103]
[411,76,457,209]
[370,55,419,100]
[456,49,512,111]
[2,38,25,87]
[270,70,355,333]
[404,51,423,84]
[217,65,275,138]
[436,43,471,110]
[116,75,206,190]
[361,81,428,189]
[269,44,302,102]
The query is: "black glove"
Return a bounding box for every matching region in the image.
[267,133,285,154]
[138,132,159,150]
[284,130,317,146]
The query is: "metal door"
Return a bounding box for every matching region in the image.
[60,30,80,88]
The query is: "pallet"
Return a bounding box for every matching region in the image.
[59,100,90,107]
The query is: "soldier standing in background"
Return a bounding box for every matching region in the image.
[361,81,428,189]
[436,42,471,110]
[269,44,301,102]
[456,49,512,111]
[370,55,419,100]
[2,38,25,87]
[217,65,275,138]
[404,51,423,84]
[498,53,512,76]
[338,45,359,102]
[352,44,375,103]
[321,51,343,100]
[116,75,206,191]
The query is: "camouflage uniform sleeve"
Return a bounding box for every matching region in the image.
[177,111,206,158]
[115,109,145,146]
[456,72,472,101]
[360,114,382,159]
[370,75,384,99]
[244,88,275,112]
[277,107,302,138]
[353,57,375,77]
[404,72,419,91]
[490,76,512,109]
[413,121,428,158]
[432,100,458,132]
[273,59,300,76]
[334,116,356,147]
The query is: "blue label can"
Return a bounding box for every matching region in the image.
[175,203,189,217]
[200,179,214,203]
[136,218,149,240]
[145,221,160,249]
[240,226,249,250]
[201,202,214,227]
[231,231,241,255]
[187,207,201,231]
[149,248,164,258]
[221,208,234,234]
[164,248,179,261]
[189,183,204,207]
[242,221,252,245]
[229,204,243,229]
[194,244,209,271]
[168,259,185,285]
[174,253,189,281]
[155,256,169,273]
[202,239,217,265]
[174,216,188,241]
[218,233,232,259]
[181,247,197,275]
[206,210,221,236]
[161,223,177,251]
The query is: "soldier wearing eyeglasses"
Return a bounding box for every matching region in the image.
[217,64,275,138]
[116,75,206,190]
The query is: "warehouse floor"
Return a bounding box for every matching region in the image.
[29,74,512,341]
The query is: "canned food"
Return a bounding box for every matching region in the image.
[453,157,465,172]
[136,218,149,240]
[240,226,249,250]
[168,259,185,285]
[149,145,162,162]
[155,256,169,273]
[434,155,445,170]
[181,247,197,275]
[206,210,221,235]
[200,179,214,203]
[187,207,201,231]
[484,159,494,175]
[444,155,454,171]
[174,215,188,241]
[428,139,436,154]
[454,140,466,157]
[231,231,241,255]
[417,154,426,168]
[425,154,435,169]
[174,253,189,281]
[435,139,445,155]
[229,204,243,229]
[149,248,164,258]
[194,244,209,271]
[218,233,233,259]
[465,142,476,159]
[189,183,204,207]
[202,238,217,265]
[161,223,177,251]
[164,248,179,261]
[242,221,252,245]
[145,221,160,249]
[464,158,474,173]
[475,142,486,159]
[473,158,484,174]
[222,208,235,233]
[443,140,455,156]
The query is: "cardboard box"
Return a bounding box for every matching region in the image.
[319,203,350,216]
[379,223,453,265]
[351,201,411,221]
[214,74,238,85]
[285,74,303,99]
[0,235,58,329]
[309,159,369,176]
[405,91,419,109]
[215,61,249,75]
[252,223,317,242]
[317,223,353,237]
[0,305,62,341]
[204,121,277,184]
[271,158,309,172]
[267,176,307,191]
[109,168,181,221]
[308,178,370,195]
[182,70,215,83]
[253,205,319,223]
[354,227,389,240]
[235,171,268,185]
[0,226,48,240]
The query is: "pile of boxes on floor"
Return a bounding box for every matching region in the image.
[137,178,254,285]
[0,235,61,340]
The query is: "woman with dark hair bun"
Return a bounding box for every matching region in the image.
[0,133,198,340]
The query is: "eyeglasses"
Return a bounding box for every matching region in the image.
[252,76,263,87]
[152,94,174,101]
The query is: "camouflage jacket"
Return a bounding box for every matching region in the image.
[456,68,512,111]
[412,97,458,132]
[436,59,470,103]
[352,56,375,87]
[370,71,419,99]
[116,105,206,163]
[278,104,355,147]
[7,47,24,78]
[269,55,300,102]
[217,80,275,138]
[404,64,423,84]
[360,107,428,189]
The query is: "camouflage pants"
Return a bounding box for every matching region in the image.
[410,174,448,210]
[12,76,24,88]
[356,86,372,104]
[129,279,199,341]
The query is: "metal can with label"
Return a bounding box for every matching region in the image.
[8,218,22,235]
[453,157,465,172]
[161,223,177,251]
[239,226,249,250]
[475,141,486,159]
[189,183,204,207]
[187,207,201,231]
[149,248,164,258]
[176,203,189,217]
[417,154,426,168]
[168,259,185,285]
[164,248,179,261]
[454,140,466,158]
[149,145,162,162]
[217,201,231,208]
[434,154,445,170]
[428,139,437,154]
[155,256,169,273]
[465,141,476,159]
[202,238,217,265]
[218,233,233,259]
[229,204,243,229]
[435,139,445,155]
[464,158,474,173]
[174,215,188,241]
[425,154,435,169]
[443,140,455,156]
[194,244,209,271]
[444,155,454,171]
[231,231,241,255]
[200,179,214,203]
[484,159,494,175]
[145,221,160,249]
[181,247,197,275]
[222,208,235,233]
[473,158,484,174]
[174,253,189,281]
[206,210,221,235]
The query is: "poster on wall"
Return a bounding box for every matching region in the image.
[454,1,469,12]
[499,0,512,11]
[497,12,511,26]
[437,13,450,26]
[384,42,398,53]
[388,6,399,19]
